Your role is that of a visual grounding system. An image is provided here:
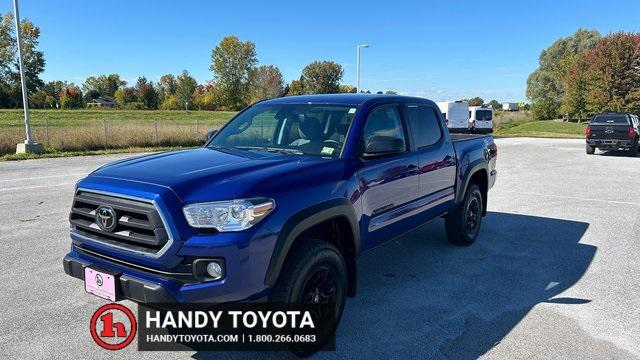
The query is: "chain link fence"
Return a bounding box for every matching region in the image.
[1,118,222,155]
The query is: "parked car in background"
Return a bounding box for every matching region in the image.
[437,101,470,132]
[586,113,639,156]
[469,106,494,133]
[502,102,519,112]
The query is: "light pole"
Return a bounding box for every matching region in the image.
[13,0,42,154]
[356,44,369,93]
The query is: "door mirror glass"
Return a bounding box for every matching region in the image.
[363,135,405,158]
[205,129,217,142]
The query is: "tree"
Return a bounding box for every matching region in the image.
[84,89,100,102]
[300,61,343,94]
[175,70,197,110]
[135,76,159,109]
[526,29,601,119]
[114,87,137,108]
[82,74,126,97]
[560,55,590,122]
[468,97,484,106]
[210,36,257,110]
[385,90,398,95]
[339,84,357,93]
[193,81,218,110]
[30,89,53,108]
[582,32,640,114]
[41,80,69,108]
[156,74,177,103]
[249,65,284,103]
[286,78,305,96]
[487,99,501,110]
[59,86,83,109]
[0,13,45,105]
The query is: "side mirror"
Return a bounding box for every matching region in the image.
[205,129,217,142]
[362,135,405,159]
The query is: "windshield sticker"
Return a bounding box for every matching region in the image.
[321,147,335,155]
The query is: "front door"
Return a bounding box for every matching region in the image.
[356,104,420,251]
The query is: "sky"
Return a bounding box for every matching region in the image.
[2,0,639,102]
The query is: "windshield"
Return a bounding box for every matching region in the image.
[475,110,492,121]
[209,104,357,157]
[591,114,629,124]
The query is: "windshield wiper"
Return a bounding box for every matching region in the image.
[235,146,304,155]
[208,145,237,151]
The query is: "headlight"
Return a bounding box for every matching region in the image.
[182,198,275,231]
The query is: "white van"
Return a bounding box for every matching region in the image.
[469,106,494,133]
[436,101,469,132]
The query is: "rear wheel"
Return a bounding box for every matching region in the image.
[445,184,483,246]
[630,143,639,157]
[270,239,347,356]
[586,144,595,155]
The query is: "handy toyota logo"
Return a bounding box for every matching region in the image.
[96,206,117,232]
[90,304,137,350]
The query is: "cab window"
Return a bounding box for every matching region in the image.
[406,105,442,149]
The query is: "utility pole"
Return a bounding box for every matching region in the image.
[356,44,369,93]
[14,0,42,154]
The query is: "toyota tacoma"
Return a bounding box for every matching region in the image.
[63,94,497,334]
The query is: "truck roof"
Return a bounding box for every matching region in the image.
[260,94,436,107]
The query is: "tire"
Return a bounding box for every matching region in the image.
[270,239,347,356]
[445,184,483,246]
[586,144,595,155]
[630,143,639,157]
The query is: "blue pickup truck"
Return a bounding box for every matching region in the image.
[63,94,496,330]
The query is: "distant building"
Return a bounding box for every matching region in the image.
[87,97,116,108]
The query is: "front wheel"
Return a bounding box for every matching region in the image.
[445,184,483,246]
[586,144,595,155]
[270,239,347,356]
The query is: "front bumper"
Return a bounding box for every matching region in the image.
[64,254,177,302]
[64,226,276,304]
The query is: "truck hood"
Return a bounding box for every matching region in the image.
[88,148,341,203]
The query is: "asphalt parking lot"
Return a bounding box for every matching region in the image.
[1,137,639,359]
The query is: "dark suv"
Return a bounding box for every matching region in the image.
[586,113,639,156]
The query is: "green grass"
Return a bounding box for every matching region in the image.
[0,109,237,156]
[495,120,588,138]
[0,109,236,127]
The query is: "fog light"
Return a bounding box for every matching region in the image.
[206,261,224,280]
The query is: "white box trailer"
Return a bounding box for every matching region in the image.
[503,102,519,111]
[436,101,470,131]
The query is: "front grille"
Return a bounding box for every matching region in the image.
[69,190,170,254]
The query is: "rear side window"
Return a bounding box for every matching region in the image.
[406,105,442,149]
[591,114,629,124]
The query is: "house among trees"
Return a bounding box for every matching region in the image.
[86,97,116,108]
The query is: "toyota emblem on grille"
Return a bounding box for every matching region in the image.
[96,206,117,232]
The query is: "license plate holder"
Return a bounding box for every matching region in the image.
[84,267,119,301]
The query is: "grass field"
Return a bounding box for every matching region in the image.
[0,109,236,156]
[0,109,588,160]
[0,109,236,125]
[495,120,587,138]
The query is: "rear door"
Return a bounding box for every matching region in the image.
[404,104,456,219]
